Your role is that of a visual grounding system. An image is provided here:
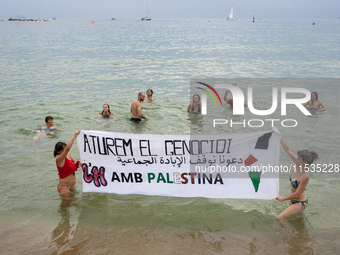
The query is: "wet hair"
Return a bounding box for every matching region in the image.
[45,116,53,123]
[54,142,66,157]
[138,92,144,98]
[193,94,200,101]
[101,104,111,115]
[311,92,318,101]
[297,150,318,165]
[147,89,153,96]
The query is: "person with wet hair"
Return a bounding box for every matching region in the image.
[99,104,115,118]
[303,92,327,111]
[40,116,60,131]
[54,130,81,197]
[33,116,60,140]
[187,94,202,113]
[146,89,155,100]
[275,136,318,227]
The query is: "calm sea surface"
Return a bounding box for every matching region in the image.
[0,18,340,254]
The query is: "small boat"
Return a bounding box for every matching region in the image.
[141,5,151,21]
[111,18,116,20]
[226,5,237,21]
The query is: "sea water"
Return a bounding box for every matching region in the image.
[0,18,340,254]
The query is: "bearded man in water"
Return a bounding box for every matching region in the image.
[130,92,149,122]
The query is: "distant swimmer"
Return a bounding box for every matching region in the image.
[187,94,202,113]
[275,136,318,227]
[130,92,149,122]
[99,103,115,118]
[303,92,326,111]
[54,130,81,198]
[223,82,247,109]
[146,89,155,100]
[33,116,60,140]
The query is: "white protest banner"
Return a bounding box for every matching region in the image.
[77,129,280,199]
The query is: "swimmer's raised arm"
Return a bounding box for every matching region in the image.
[56,130,80,166]
[224,90,230,102]
[280,136,297,163]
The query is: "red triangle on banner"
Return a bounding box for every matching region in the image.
[244,154,258,166]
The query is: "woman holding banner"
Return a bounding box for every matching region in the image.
[54,130,81,198]
[275,137,318,227]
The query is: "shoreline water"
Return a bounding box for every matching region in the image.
[1,193,339,254]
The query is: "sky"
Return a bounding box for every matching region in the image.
[0,0,339,19]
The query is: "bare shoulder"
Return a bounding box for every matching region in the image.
[301,171,310,179]
[132,100,141,106]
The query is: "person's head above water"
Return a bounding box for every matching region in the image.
[103,104,110,112]
[311,92,318,101]
[147,89,153,96]
[193,94,200,103]
[138,92,146,102]
[232,82,237,86]
[45,116,53,124]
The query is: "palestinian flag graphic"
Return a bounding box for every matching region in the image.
[244,132,272,192]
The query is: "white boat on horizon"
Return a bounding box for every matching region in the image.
[141,5,151,21]
[226,5,237,21]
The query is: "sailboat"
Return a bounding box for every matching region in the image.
[226,5,237,21]
[141,5,151,21]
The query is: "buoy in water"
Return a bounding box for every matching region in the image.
[313,22,315,25]
[92,21,94,23]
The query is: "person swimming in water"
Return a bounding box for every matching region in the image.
[275,136,318,227]
[187,94,202,113]
[99,104,115,118]
[33,116,60,140]
[130,92,149,122]
[223,82,247,109]
[54,130,81,198]
[303,92,326,111]
[146,89,155,100]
